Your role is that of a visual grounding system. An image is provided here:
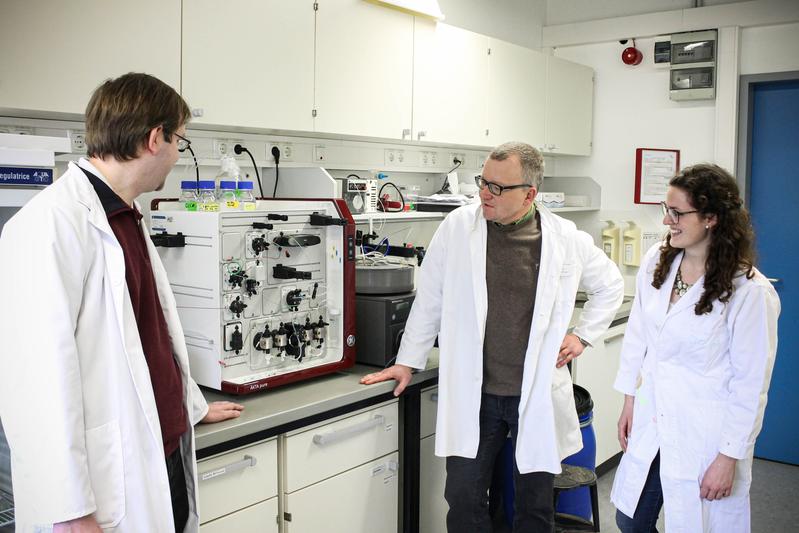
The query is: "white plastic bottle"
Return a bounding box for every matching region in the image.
[218,180,240,210]
[237,181,257,211]
[197,180,219,212]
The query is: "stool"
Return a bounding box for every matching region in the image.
[553,463,600,532]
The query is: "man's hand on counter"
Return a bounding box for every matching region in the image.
[360,364,413,397]
[201,401,245,423]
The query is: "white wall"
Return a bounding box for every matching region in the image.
[741,22,799,74]
[548,20,799,290]
[437,0,546,49]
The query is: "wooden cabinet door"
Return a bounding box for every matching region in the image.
[486,39,547,150]
[412,21,489,146]
[545,56,594,156]
[0,0,181,114]
[314,0,413,139]
[182,0,315,131]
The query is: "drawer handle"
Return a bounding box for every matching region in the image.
[312,414,386,446]
[199,454,257,482]
[604,332,625,344]
[430,393,438,402]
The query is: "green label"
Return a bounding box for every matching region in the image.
[243,202,256,211]
[184,201,198,212]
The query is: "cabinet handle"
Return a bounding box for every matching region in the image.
[312,414,386,446]
[604,332,625,344]
[402,128,411,140]
[417,130,427,141]
[198,454,257,482]
[430,392,438,402]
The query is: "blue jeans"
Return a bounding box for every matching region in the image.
[444,393,555,533]
[616,452,664,533]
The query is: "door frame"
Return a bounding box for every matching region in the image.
[736,70,799,203]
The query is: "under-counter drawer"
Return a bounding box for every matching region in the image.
[198,439,278,524]
[283,400,398,493]
[284,452,399,533]
[420,386,439,438]
[200,497,278,533]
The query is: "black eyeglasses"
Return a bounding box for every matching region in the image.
[174,133,191,153]
[660,201,698,223]
[474,176,532,196]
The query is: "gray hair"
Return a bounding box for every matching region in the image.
[488,141,544,189]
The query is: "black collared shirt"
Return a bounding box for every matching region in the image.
[81,166,187,457]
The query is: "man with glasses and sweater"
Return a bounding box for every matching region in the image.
[362,141,624,532]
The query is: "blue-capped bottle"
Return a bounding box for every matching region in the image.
[180,181,199,212]
[197,180,219,212]
[218,180,240,210]
[237,181,257,211]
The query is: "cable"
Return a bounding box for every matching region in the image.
[185,144,200,191]
[378,181,405,212]
[233,144,264,198]
[437,157,463,194]
[271,146,281,197]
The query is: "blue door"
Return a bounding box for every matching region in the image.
[748,79,799,465]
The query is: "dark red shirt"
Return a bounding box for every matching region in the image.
[82,166,187,457]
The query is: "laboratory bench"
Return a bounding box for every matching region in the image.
[193,302,631,533]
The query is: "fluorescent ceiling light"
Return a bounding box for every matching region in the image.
[370,0,445,20]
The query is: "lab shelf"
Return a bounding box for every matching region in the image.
[550,206,600,213]
[352,211,446,223]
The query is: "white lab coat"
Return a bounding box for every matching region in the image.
[611,244,780,532]
[0,160,209,532]
[397,203,624,473]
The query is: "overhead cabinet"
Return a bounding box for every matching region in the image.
[486,38,548,149]
[182,0,315,132]
[412,21,489,146]
[314,0,414,139]
[0,0,181,115]
[544,56,594,156]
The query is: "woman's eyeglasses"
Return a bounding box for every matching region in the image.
[661,201,698,223]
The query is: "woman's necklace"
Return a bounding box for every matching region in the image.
[674,268,693,297]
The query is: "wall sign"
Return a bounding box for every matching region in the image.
[634,148,680,204]
[0,166,53,186]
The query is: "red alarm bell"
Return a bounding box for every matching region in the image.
[621,39,643,66]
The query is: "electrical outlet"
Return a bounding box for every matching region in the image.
[385,149,396,165]
[213,139,230,157]
[420,151,438,167]
[68,130,86,153]
[314,145,327,162]
[277,143,294,162]
[450,152,466,166]
[229,139,245,158]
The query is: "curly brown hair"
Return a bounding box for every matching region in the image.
[652,163,756,315]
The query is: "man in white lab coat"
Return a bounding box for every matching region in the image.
[362,142,624,532]
[0,73,243,532]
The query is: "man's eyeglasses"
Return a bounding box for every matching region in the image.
[660,201,698,223]
[474,176,532,196]
[174,133,191,153]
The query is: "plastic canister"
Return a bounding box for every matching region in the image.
[218,180,240,210]
[556,384,597,521]
[197,180,219,212]
[237,181,256,211]
[499,384,597,525]
[180,180,199,212]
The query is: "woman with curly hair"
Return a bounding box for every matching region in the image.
[610,164,780,532]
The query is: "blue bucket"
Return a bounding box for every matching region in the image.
[556,384,596,521]
[499,384,596,525]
